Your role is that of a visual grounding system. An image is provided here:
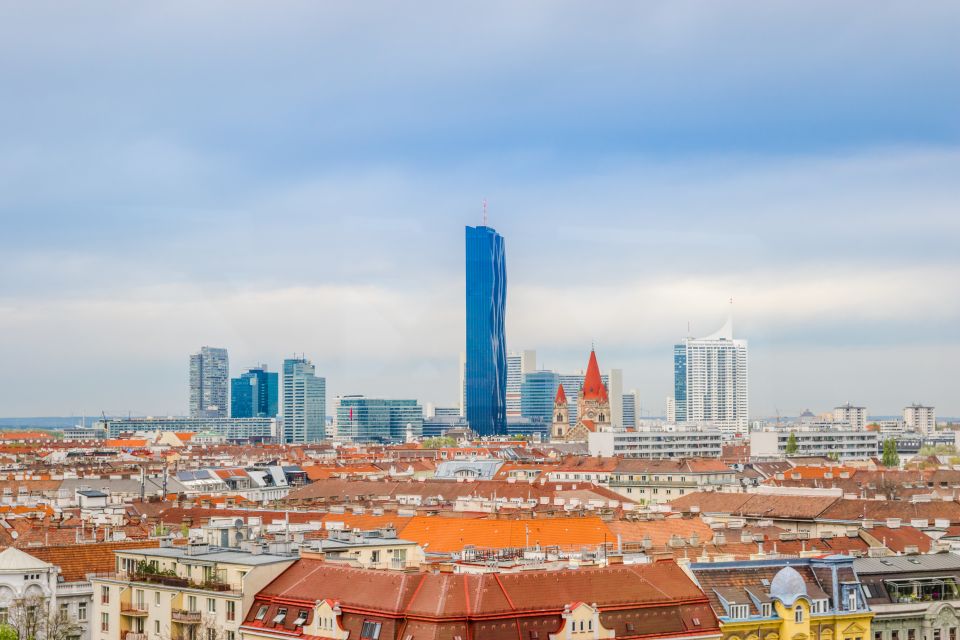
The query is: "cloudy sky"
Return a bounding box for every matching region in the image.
[2,2,959,418]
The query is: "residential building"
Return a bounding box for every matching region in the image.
[622,390,638,428]
[240,559,722,640]
[689,557,872,640]
[904,404,937,435]
[607,458,737,504]
[91,543,295,640]
[834,403,868,431]
[189,346,229,418]
[519,370,560,425]
[95,417,277,441]
[588,427,724,459]
[305,528,423,570]
[856,553,960,640]
[0,547,69,637]
[334,396,423,443]
[464,224,507,436]
[282,357,326,443]
[506,350,536,418]
[750,428,880,460]
[673,317,749,436]
[231,366,279,418]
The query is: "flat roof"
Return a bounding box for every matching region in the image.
[118,546,294,566]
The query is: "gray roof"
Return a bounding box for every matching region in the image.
[855,553,960,575]
[434,459,504,480]
[119,546,293,566]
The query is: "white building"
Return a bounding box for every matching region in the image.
[505,350,536,418]
[673,316,749,437]
[282,357,326,443]
[588,427,724,459]
[189,346,229,419]
[750,428,879,460]
[608,368,624,429]
[904,404,936,435]
[0,547,88,640]
[833,403,868,431]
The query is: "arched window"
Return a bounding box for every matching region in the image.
[795,606,803,623]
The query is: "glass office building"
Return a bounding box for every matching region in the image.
[464,225,507,436]
[520,370,560,425]
[231,366,279,418]
[673,344,687,422]
[189,346,229,418]
[335,396,423,443]
[282,357,326,443]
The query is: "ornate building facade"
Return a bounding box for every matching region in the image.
[552,349,611,442]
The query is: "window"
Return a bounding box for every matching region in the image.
[729,604,749,619]
[909,631,916,640]
[255,605,269,621]
[0,607,6,625]
[934,631,942,640]
[101,613,109,633]
[227,633,235,640]
[795,605,803,623]
[950,629,957,640]
[371,550,380,563]
[155,621,160,634]
[294,610,308,626]
[761,603,772,617]
[207,629,216,640]
[154,591,160,606]
[60,603,69,618]
[274,608,287,625]
[847,591,858,611]
[101,586,110,604]
[77,602,87,622]
[892,632,899,640]
[876,632,883,640]
[227,600,236,621]
[207,598,216,613]
[188,596,197,612]
[361,620,383,640]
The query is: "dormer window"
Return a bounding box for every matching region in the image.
[847,591,858,611]
[254,605,268,621]
[361,621,382,640]
[729,604,749,619]
[293,610,308,626]
[273,608,287,625]
[761,603,772,617]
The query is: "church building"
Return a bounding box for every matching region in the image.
[552,349,611,442]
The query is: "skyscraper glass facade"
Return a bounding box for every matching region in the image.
[231,366,279,418]
[189,346,229,418]
[673,344,687,422]
[520,370,560,425]
[335,396,423,443]
[282,357,326,443]
[465,225,507,436]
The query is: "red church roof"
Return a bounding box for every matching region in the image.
[581,349,608,402]
[554,383,567,404]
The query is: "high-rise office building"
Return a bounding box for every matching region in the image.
[833,403,867,431]
[464,224,507,436]
[520,370,560,425]
[608,368,624,429]
[903,404,936,435]
[506,350,537,418]
[672,316,748,436]
[282,357,326,443]
[231,365,279,418]
[334,396,423,443]
[189,346,229,418]
[622,390,638,428]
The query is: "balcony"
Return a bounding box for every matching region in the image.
[93,572,241,596]
[125,633,149,640]
[121,604,149,617]
[172,609,202,624]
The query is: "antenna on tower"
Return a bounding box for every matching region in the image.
[482,198,488,226]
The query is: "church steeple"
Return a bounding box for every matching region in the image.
[581,348,608,402]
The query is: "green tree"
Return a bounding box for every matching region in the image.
[785,431,798,455]
[422,436,457,449]
[882,438,900,468]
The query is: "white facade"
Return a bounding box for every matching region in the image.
[675,317,748,436]
[608,368,624,429]
[833,403,868,431]
[189,346,229,419]
[0,547,88,640]
[750,428,879,460]
[588,428,723,459]
[904,404,936,435]
[506,350,536,418]
[282,358,326,443]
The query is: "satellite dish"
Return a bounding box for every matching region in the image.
[234,518,244,529]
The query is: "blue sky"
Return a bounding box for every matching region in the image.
[1,2,959,417]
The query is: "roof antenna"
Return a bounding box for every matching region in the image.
[482,198,488,226]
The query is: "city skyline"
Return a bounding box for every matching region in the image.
[2,3,959,417]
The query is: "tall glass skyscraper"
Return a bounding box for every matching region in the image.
[189,346,229,418]
[520,370,560,425]
[465,225,507,436]
[231,365,279,418]
[282,357,326,443]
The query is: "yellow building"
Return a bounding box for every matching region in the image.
[690,557,873,640]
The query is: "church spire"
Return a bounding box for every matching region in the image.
[581,348,608,402]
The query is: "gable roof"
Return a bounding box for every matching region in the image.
[0,546,52,571]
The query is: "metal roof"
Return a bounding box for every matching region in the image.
[854,552,960,574]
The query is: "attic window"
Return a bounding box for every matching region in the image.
[294,610,308,626]
[626,623,635,632]
[273,608,287,624]
[255,605,268,621]
[361,621,382,640]
[761,603,772,617]
[692,618,701,626]
[760,579,770,586]
[530,632,539,640]
[729,604,749,619]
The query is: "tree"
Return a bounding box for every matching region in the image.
[2,594,79,640]
[422,436,456,449]
[785,431,798,455]
[882,438,900,468]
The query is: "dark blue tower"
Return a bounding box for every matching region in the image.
[465,225,507,436]
[230,366,279,418]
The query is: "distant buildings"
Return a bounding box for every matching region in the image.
[904,403,936,435]
[588,427,724,459]
[622,390,638,428]
[558,371,610,426]
[334,396,423,443]
[553,350,612,442]
[282,357,326,443]
[230,365,279,418]
[464,224,507,436]
[833,402,867,430]
[673,316,748,436]
[505,350,536,418]
[750,428,879,460]
[96,416,277,440]
[519,370,560,425]
[189,346,229,418]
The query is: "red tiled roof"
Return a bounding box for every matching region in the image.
[581,350,608,402]
[554,384,567,404]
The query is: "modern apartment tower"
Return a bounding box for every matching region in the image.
[189,346,229,418]
[464,224,507,436]
[833,403,867,431]
[672,316,748,436]
[904,403,936,435]
[231,365,279,418]
[282,357,326,443]
[506,350,537,418]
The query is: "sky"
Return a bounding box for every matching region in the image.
[1,2,959,418]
